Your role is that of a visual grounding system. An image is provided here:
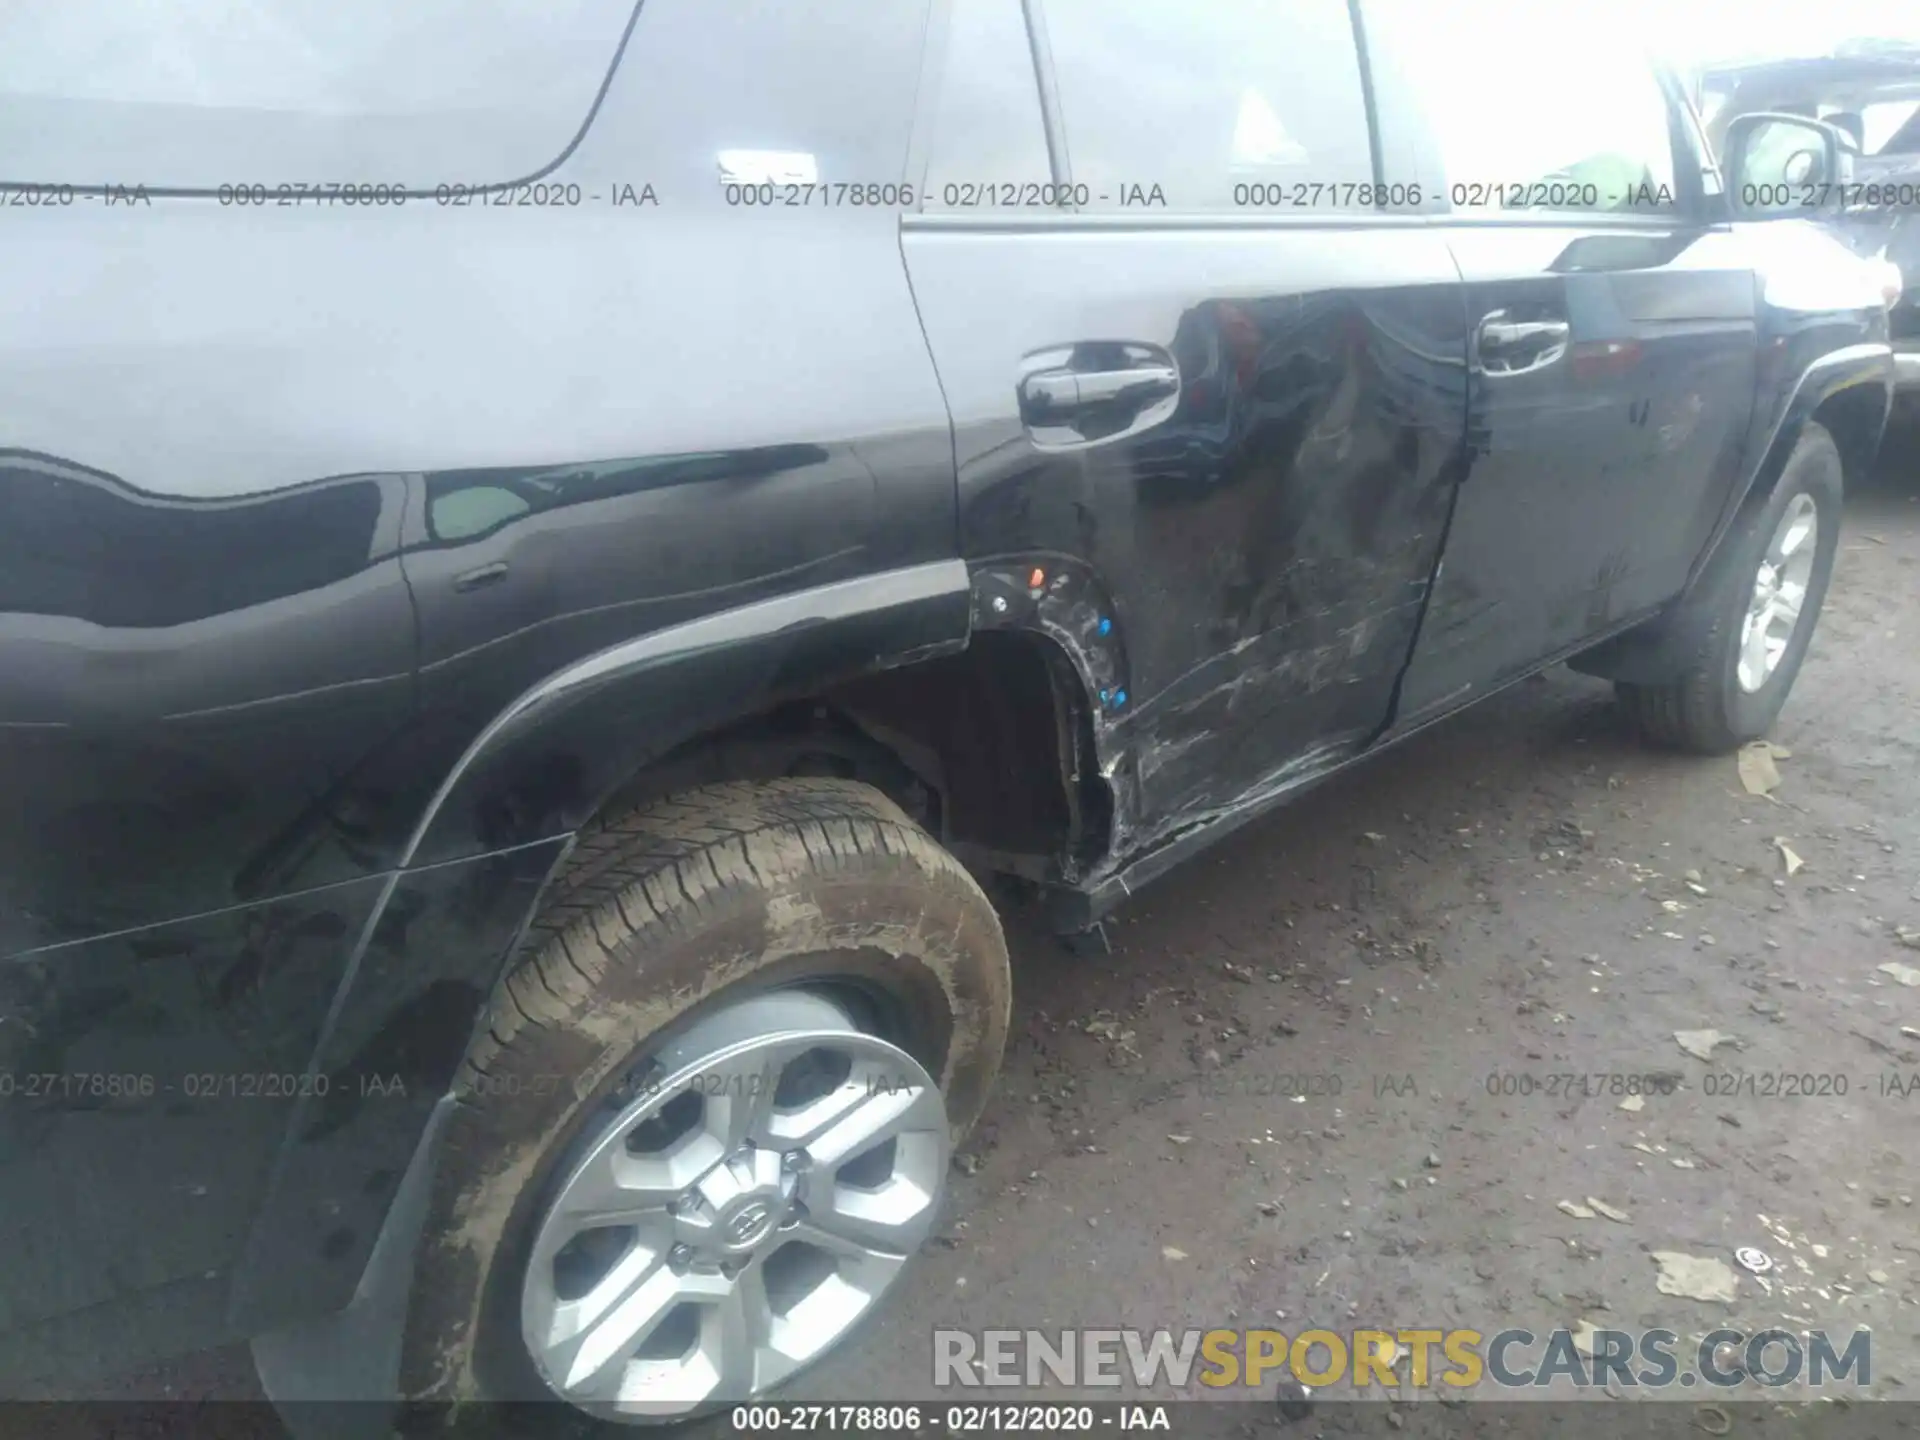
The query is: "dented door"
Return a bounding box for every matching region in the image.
[903,0,1471,853]
[1392,227,1759,722]
[1360,0,1761,725]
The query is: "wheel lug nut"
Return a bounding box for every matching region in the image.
[782,1150,810,1173]
[674,1192,700,1216]
[668,1243,694,1272]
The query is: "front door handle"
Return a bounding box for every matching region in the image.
[1474,312,1571,376]
[1018,344,1182,449]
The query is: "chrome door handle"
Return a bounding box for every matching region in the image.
[1479,320,1569,348]
[1475,312,1570,376]
[1017,344,1183,449]
[1019,363,1179,421]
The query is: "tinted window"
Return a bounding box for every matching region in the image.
[1368,0,1678,215]
[1039,0,1374,213]
[0,0,636,190]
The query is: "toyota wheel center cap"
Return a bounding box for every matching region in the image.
[721,1197,779,1251]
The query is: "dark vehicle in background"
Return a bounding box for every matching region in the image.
[1697,43,1920,411]
[0,0,1899,1433]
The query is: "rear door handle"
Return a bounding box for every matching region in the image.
[1474,312,1571,376]
[1018,344,1181,448]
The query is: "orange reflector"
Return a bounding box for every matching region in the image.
[1028,567,1046,589]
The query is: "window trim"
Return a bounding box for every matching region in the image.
[1359,0,1707,228]
[1020,0,1074,190]
[1019,0,1386,219]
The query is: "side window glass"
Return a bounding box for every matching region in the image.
[922,0,1055,211]
[1864,98,1920,156]
[1038,0,1374,214]
[1365,0,1678,216]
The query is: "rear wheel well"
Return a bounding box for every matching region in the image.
[587,631,1110,889]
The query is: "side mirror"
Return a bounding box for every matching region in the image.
[1724,113,1856,219]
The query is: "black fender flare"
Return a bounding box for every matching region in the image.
[1572,343,1891,685]
[248,561,972,1429]
[401,560,973,871]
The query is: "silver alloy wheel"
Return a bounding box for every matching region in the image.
[1736,492,1819,694]
[520,989,948,1420]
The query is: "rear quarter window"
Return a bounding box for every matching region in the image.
[0,0,638,191]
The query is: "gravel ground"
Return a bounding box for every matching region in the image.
[77,430,1920,1428]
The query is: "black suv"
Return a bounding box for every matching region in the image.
[0,0,1899,1430]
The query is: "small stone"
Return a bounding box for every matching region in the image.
[1675,1029,1731,1061]
[1391,1178,1409,1191]
[1424,1152,1442,1169]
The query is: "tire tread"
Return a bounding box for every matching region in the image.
[455,778,966,1096]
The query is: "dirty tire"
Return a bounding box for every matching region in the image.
[1616,422,1843,754]
[396,778,1010,1432]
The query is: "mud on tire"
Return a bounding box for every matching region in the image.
[395,778,1011,1430]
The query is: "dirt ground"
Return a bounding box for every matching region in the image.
[101,430,1920,1426]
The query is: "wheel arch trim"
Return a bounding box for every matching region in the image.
[1700,342,1891,585]
[399,560,974,872]
[1571,342,1888,686]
